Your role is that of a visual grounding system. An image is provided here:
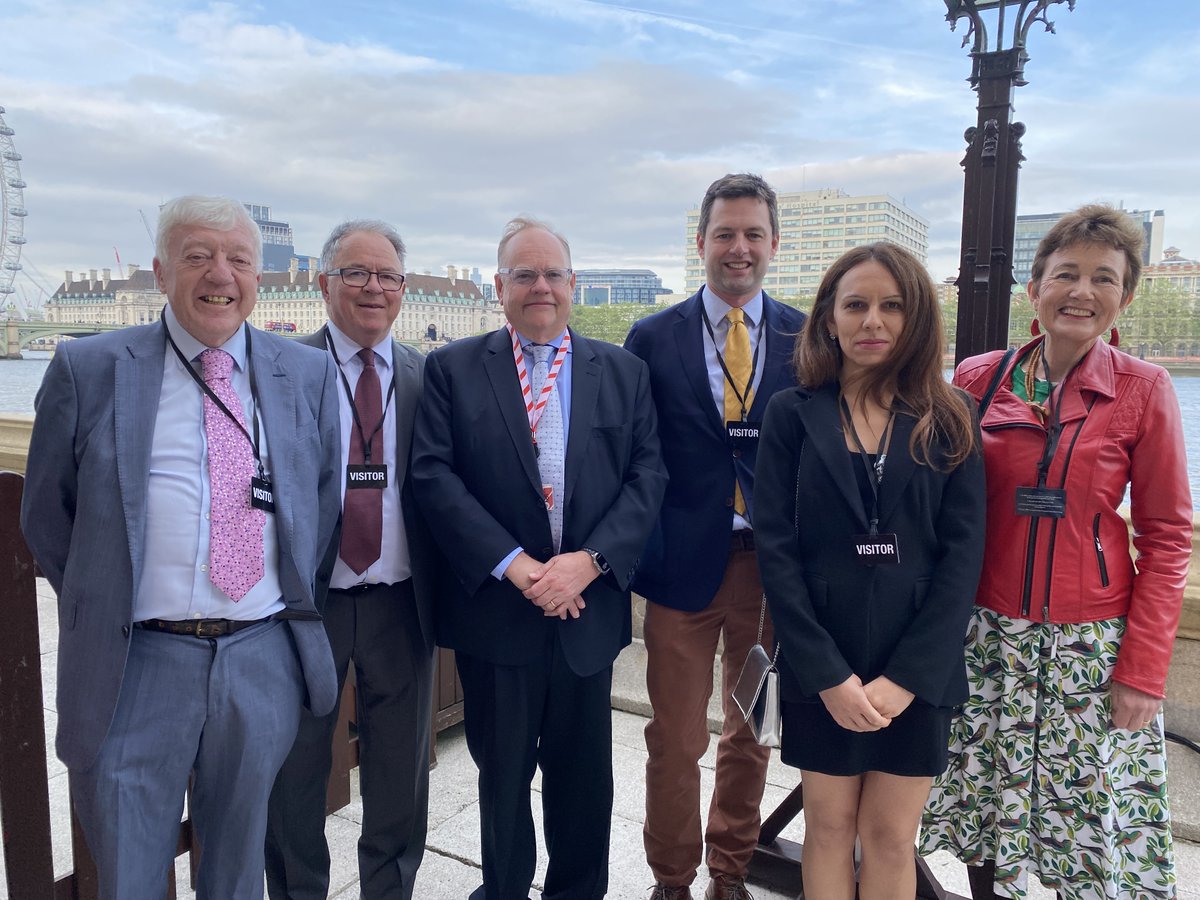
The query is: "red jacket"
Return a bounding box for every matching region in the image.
[954,337,1193,698]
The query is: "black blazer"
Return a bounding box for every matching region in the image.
[301,328,438,656]
[624,290,806,612]
[410,327,667,677]
[754,384,986,708]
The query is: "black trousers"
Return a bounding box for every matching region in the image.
[457,637,614,900]
[265,581,433,900]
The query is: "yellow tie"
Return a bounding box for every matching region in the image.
[724,308,753,516]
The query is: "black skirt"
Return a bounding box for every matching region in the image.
[780,696,955,778]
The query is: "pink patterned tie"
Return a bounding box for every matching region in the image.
[201,348,265,600]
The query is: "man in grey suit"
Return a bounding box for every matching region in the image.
[266,221,436,899]
[20,195,341,900]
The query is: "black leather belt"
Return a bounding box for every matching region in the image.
[730,530,755,552]
[136,616,274,638]
[329,579,410,597]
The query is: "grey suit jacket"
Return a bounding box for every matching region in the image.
[300,327,437,655]
[21,320,342,771]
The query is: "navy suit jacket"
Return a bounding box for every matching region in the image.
[624,289,806,612]
[754,385,985,708]
[300,328,437,656]
[410,326,667,677]
[21,321,342,770]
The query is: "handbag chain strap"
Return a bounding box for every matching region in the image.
[755,595,780,663]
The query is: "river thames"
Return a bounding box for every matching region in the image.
[3,351,1200,508]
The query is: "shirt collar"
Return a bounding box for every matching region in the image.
[325,320,393,372]
[164,305,248,370]
[702,285,763,330]
[516,328,571,354]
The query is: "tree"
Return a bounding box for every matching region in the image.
[568,303,663,345]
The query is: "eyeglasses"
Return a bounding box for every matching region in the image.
[327,268,406,292]
[497,267,573,287]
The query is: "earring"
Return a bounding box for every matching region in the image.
[1109,326,1120,347]
[827,332,837,342]
[1030,319,1041,337]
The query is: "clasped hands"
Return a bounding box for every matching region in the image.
[818,674,914,733]
[504,550,598,620]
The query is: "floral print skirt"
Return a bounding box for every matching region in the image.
[920,608,1175,899]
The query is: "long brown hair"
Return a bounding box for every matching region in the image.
[794,242,976,469]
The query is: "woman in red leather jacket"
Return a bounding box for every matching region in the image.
[921,205,1193,900]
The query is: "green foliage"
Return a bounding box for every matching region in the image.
[568,303,663,345]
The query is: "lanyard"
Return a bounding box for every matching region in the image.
[1029,347,1087,488]
[508,324,570,447]
[840,394,896,535]
[700,305,761,420]
[163,315,266,479]
[325,333,395,466]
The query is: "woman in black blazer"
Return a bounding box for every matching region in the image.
[755,242,986,900]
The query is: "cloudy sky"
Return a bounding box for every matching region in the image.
[2,0,1197,306]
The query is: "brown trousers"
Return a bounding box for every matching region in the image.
[643,545,774,887]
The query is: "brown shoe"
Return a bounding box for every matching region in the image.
[704,874,754,900]
[649,884,693,900]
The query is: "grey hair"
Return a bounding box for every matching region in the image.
[320,220,407,273]
[155,196,263,272]
[497,216,572,267]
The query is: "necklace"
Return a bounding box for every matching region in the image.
[1023,343,1052,421]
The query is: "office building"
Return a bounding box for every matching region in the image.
[573,269,672,306]
[1014,208,1164,286]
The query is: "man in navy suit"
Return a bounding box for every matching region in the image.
[21,196,340,900]
[625,174,807,900]
[412,217,666,900]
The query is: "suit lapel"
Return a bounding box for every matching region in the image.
[115,323,167,588]
[390,341,419,494]
[673,294,724,434]
[875,408,918,528]
[796,386,868,527]
[749,295,794,420]
[564,331,600,508]
[252,332,298,571]
[483,328,542,494]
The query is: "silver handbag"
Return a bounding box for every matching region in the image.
[733,597,781,748]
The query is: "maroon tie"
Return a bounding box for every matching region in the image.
[340,348,383,574]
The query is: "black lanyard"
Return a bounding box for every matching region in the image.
[325,333,395,466]
[840,394,896,535]
[700,305,762,421]
[163,314,267,479]
[1030,350,1085,489]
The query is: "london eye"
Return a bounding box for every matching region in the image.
[0,106,28,314]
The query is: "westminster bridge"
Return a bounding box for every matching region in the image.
[2,319,123,359]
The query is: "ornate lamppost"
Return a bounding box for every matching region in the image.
[947,0,1075,364]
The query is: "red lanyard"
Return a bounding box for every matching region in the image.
[508,323,570,443]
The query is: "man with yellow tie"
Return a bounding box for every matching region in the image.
[625,173,807,900]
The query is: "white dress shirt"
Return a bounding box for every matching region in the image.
[325,321,411,588]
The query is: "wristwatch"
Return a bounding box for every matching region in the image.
[583,547,610,576]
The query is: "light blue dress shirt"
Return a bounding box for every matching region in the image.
[702,285,767,532]
[134,307,284,621]
[492,327,573,580]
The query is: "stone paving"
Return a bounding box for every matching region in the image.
[3,583,1198,898]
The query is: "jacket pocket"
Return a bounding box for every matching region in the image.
[1092,513,1110,588]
